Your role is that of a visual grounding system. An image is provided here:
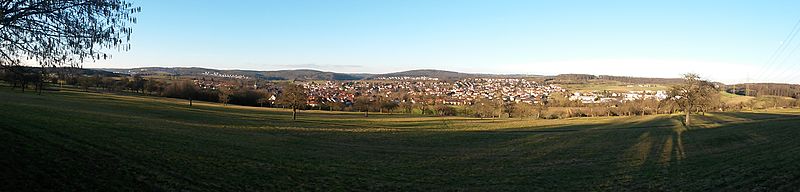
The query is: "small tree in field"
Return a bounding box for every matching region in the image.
[668,73,718,126]
[162,80,199,106]
[511,102,536,118]
[172,80,199,107]
[400,102,414,113]
[353,95,374,117]
[277,84,307,120]
[470,98,501,118]
[534,103,548,119]
[381,100,399,113]
[218,87,232,106]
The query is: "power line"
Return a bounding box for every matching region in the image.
[783,66,800,84]
[755,16,800,82]
[757,19,800,81]
[771,41,800,83]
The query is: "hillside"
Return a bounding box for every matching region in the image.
[545,74,684,85]
[100,68,544,82]
[97,67,697,85]
[255,69,362,80]
[720,91,754,105]
[3,66,120,77]
[558,79,671,92]
[368,69,475,80]
[3,89,800,191]
[727,83,800,98]
[369,69,545,81]
[98,67,364,81]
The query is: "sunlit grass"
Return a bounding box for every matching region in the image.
[2,88,800,191]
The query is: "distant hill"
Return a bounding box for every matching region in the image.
[256,69,363,81]
[369,69,474,80]
[94,67,732,88]
[98,67,364,81]
[2,66,120,77]
[369,69,543,81]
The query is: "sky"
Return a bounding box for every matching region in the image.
[90,0,800,84]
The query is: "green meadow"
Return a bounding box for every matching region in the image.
[2,89,800,191]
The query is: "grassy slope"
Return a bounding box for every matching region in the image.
[2,89,800,191]
[720,91,755,105]
[559,79,671,92]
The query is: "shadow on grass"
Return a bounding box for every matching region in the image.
[600,112,800,191]
[5,89,800,191]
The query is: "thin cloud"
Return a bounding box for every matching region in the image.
[273,63,363,69]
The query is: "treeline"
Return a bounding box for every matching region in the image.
[727,83,800,98]
[59,75,275,107]
[0,66,47,93]
[6,68,800,120]
[555,74,597,81]
[598,75,684,84]
[546,74,684,85]
[307,91,796,119]
[1,66,124,93]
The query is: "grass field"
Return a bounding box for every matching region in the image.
[558,80,672,92]
[720,91,755,105]
[2,88,800,191]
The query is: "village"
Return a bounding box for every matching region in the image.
[295,77,670,106]
[190,72,672,107]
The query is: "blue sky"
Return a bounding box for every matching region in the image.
[91,0,800,84]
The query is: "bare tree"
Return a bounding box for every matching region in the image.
[470,98,501,118]
[353,95,374,117]
[163,80,199,107]
[0,1,139,68]
[218,87,232,106]
[399,101,414,114]
[668,73,718,126]
[143,79,163,95]
[178,81,199,107]
[276,84,307,120]
[511,102,535,118]
[381,100,399,113]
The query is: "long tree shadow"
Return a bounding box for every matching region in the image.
[394,115,686,191]
[601,112,800,191]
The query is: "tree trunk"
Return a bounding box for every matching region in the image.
[292,106,297,120]
[189,98,193,107]
[364,110,369,117]
[685,111,690,126]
